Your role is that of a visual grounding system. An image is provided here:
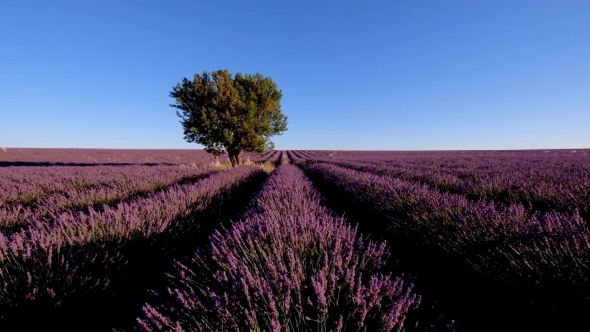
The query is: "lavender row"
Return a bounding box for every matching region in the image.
[279,150,289,164]
[304,151,329,158]
[0,166,212,233]
[303,162,589,270]
[139,164,421,332]
[244,150,285,164]
[266,151,282,164]
[247,150,275,163]
[265,150,282,163]
[287,150,317,160]
[286,150,305,163]
[303,162,590,330]
[0,166,262,312]
[0,165,207,207]
[299,149,590,161]
[307,155,590,222]
[0,148,238,165]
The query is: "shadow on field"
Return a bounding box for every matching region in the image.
[0,171,268,332]
[301,164,587,332]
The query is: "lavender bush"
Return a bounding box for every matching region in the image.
[0,165,211,232]
[315,157,590,222]
[0,166,262,314]
[0,148,252,165]
[303,162,590,331]
[138,165,421,332]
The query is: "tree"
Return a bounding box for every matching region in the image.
[170,70,288,167]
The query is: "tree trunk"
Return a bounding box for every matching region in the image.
[228,153,241,167]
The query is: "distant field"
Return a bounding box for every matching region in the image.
[0,148,279,165]
[0,148,589,331]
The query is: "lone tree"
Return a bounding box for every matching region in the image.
[170,69,288,167]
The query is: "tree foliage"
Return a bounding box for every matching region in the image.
[170,70,288,166]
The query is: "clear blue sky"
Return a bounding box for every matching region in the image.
[1,0,588,150]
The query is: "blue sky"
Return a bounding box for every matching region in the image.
[1,0,588,150]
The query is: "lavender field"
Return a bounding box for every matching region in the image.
[0,148,589,331]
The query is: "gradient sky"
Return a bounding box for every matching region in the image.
[1,0,588,150]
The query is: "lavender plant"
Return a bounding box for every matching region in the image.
[0,166,262,311]
[317,157,590,222]
[138,165,421,332]
[0,165,212,232]
[303,162,590,330]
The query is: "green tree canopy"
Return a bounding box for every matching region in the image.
[170,69,288,167]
